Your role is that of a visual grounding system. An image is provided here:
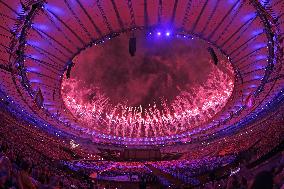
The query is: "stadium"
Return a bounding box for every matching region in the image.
[0,0,283,188]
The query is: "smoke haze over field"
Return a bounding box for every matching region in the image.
[69,32,228,109]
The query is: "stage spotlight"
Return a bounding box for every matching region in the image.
[129,37,136,57]
[166,32,170,36]
[207,47,218,65]
[157,32,161,36]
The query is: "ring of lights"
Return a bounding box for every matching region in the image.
[4,0,284,146]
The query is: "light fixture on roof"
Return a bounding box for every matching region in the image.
[66,61,74,79]
[129,37,136,57]
[207,47,218,65]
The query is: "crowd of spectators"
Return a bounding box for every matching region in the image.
[151,149,283,189]
[0,102,283,189]
[0,139,92,189]
[201,162,283,189]
[150,155,235,185]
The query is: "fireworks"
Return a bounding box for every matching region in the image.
[61,60,234,139]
